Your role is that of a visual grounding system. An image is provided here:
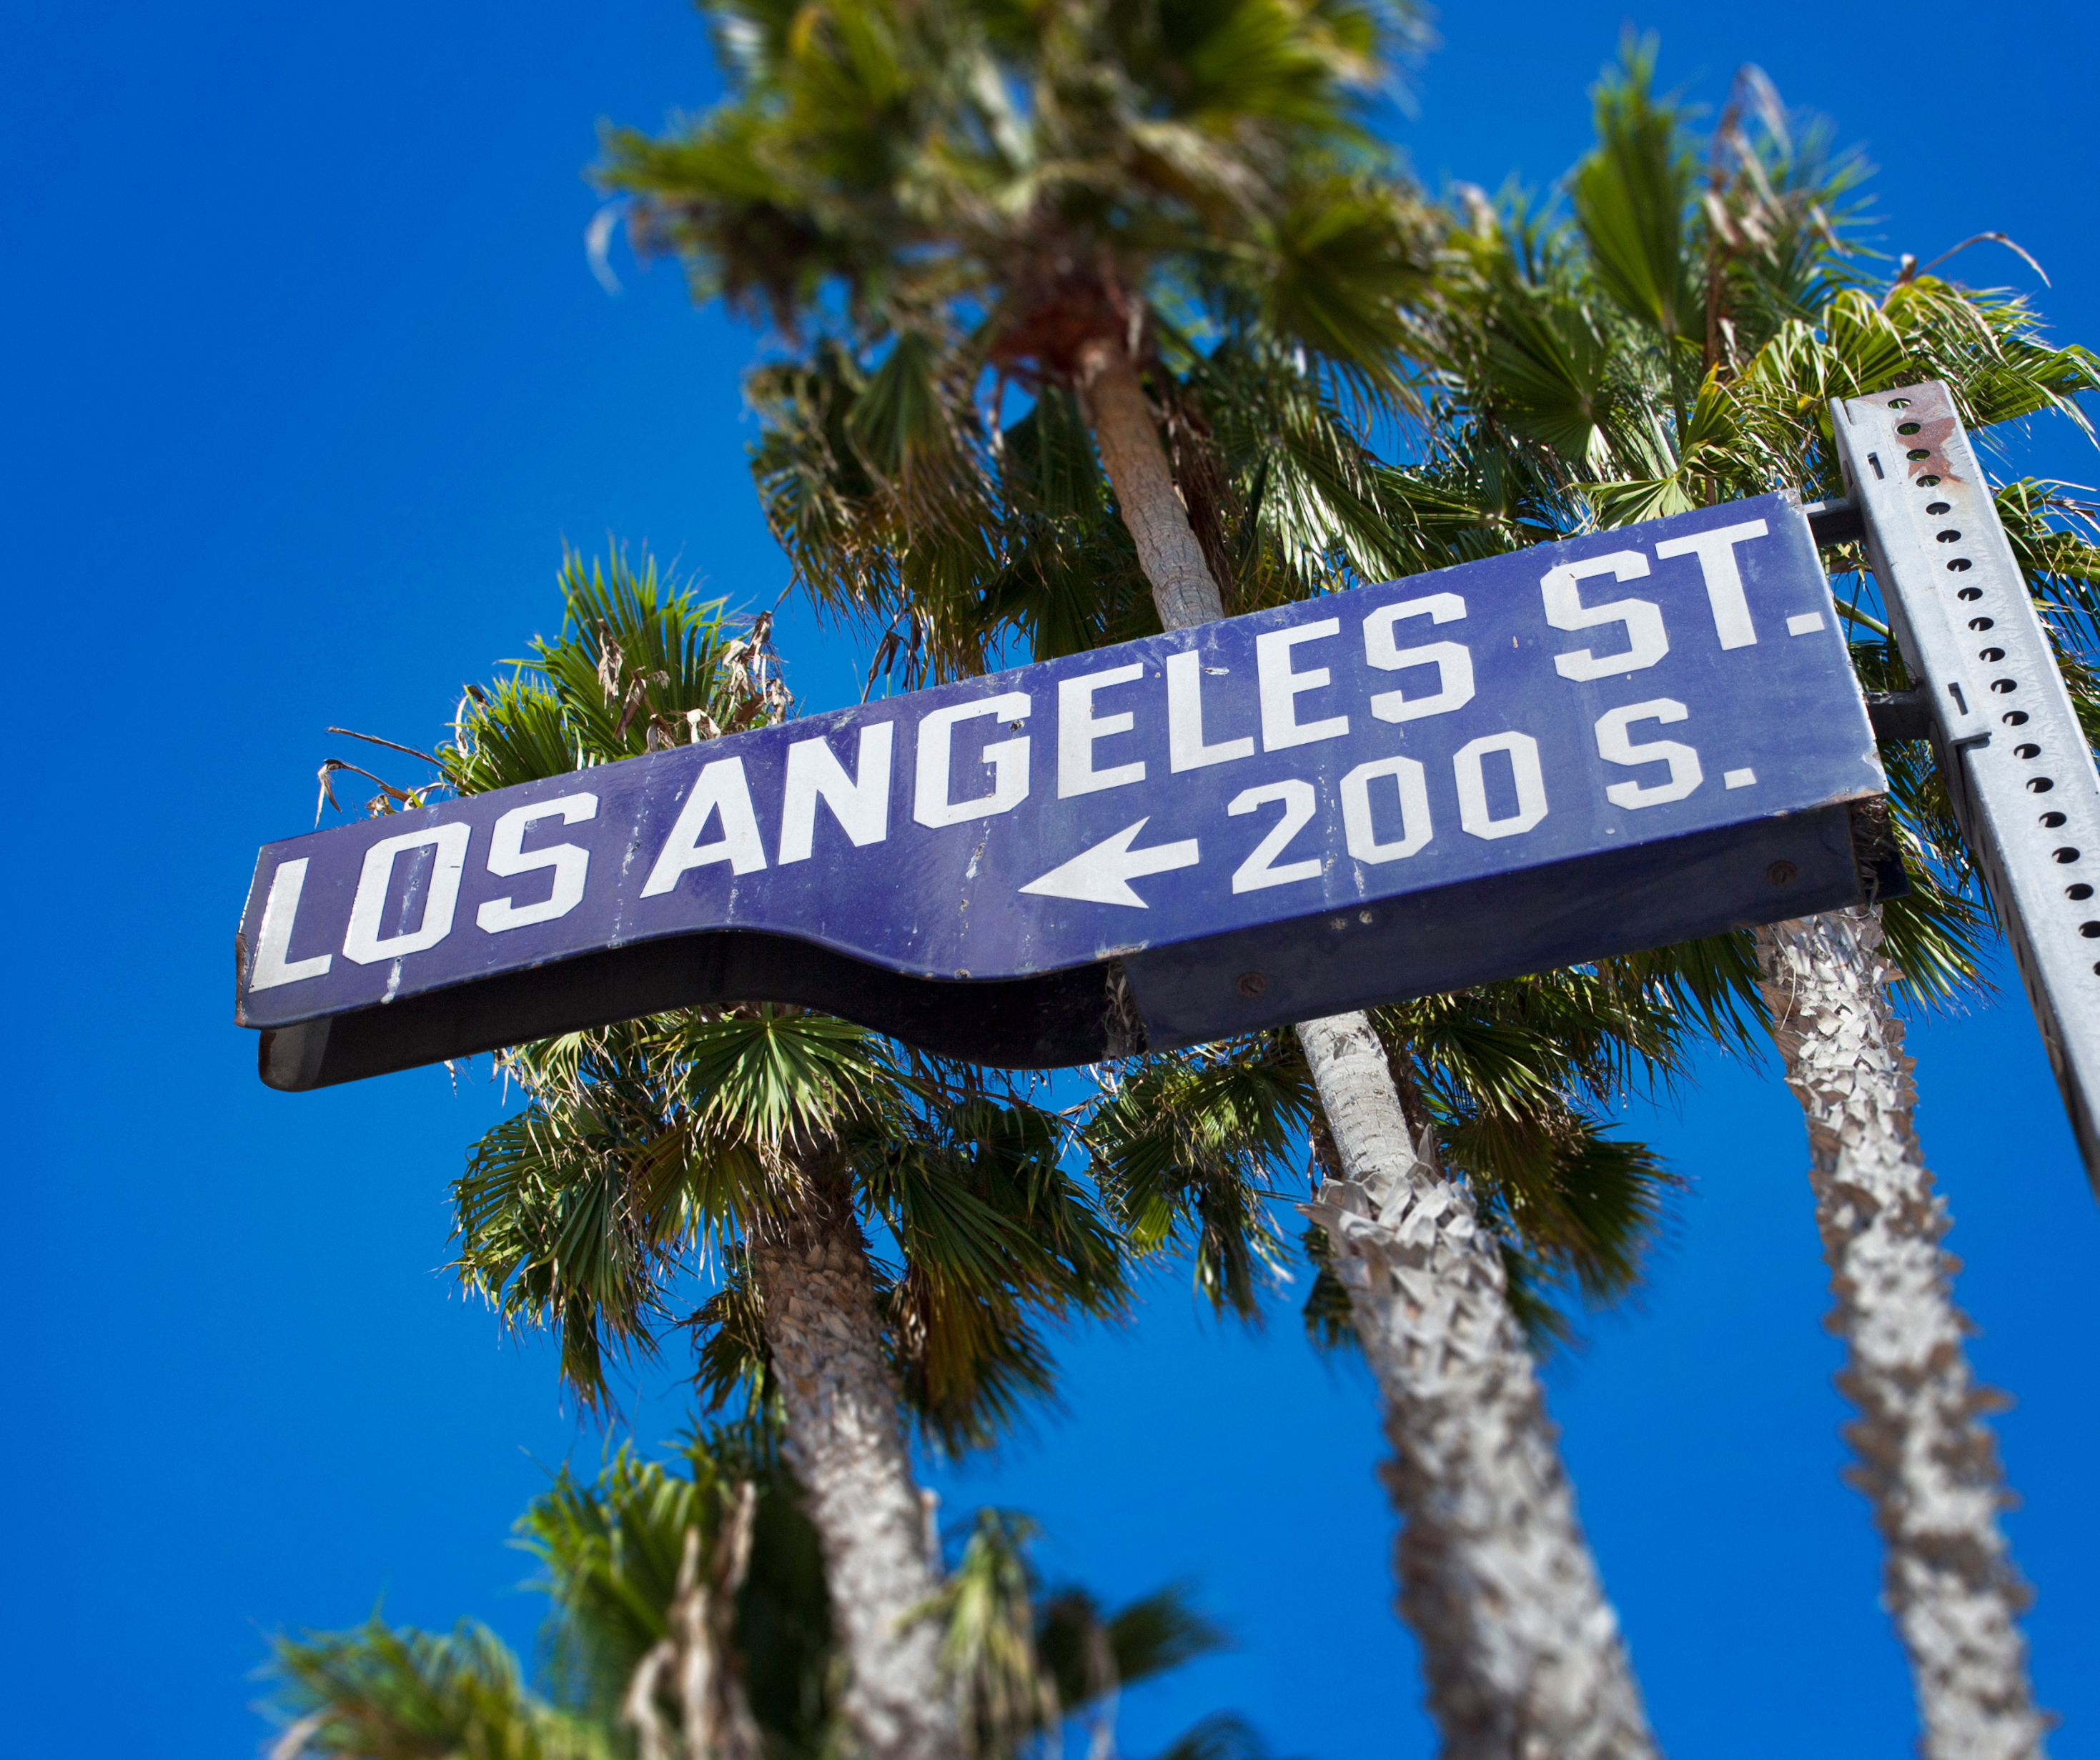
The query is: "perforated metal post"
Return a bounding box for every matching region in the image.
[1832,380,2100,1188]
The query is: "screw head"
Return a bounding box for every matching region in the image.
[1766,860,1798,887]
[1235,971,1267,998]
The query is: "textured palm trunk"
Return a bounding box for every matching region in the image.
[1299,1015,1658,1758]
[1076,340,1229,632]
[1756,907,2047,1759]
[746,1156,960,1760]
[1078,337,1655,1756]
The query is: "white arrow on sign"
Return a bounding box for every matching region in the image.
[1019,818,1202,908]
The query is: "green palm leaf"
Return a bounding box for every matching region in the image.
[269,1619,610,1760]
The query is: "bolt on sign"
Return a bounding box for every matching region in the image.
[237,492,1895,1090]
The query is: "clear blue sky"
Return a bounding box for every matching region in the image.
[6,3,2098,1755]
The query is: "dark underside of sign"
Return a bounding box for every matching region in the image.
[256,796,1901,1091]
[1130,797,1896,1047]
[256,930,1146,1092]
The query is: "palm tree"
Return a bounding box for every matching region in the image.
[424,548,1131,1760]
[267,1418,1272,1760]
[1390,47,2100,1755]
[593,4,1676,1748]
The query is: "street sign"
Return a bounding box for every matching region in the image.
[1832,383,2100,1186]
[237,491,1893,1090]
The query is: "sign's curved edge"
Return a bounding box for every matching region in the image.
[257,926,1144,1090]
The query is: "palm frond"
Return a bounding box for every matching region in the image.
[453,1028,703,1409]
[1036,1582,1229,1711]
[1085,1038,1312,1320]
[930,1510,1061,1760]
[1571,39,1702,356]
[268,1619,608,1760]
[516,1425,831,1749]
[672,1007,901,1153]
[1145,1713,1281,1760]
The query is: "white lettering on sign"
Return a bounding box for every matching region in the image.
[914,694,1031,827]
[1454,732,1548,840]
[1363,593,1475,723]
[479,794,598,933]
[1165,651,1254,772]
[1229,779,1324,892]
[1595,700,1704,807]
[1257,621,1349,750]
[247,503,1845,1017]
[344,822,472,964]
[779,723,893,862]
[249,857,334,989]
[1654,519,1768,649]
[1059,664,1146,797]
[1542,551,1668,680]
[1341,756,1433,863]
[1018,818,1201,907]
[642,758,768,894]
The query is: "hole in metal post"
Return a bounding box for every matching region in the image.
[1917,474,1942,487]
[1765,860,1798,887]
[1971,617,1995,630]
[1938,530,1963,543]
[1235,971,1267,998]
[2081,923,2100,939]
[2004,710,2030,725]
[2016,742,2042,759]
[1948,557,1973,572]
[1992,679,2019,693]
[1981,647,2006,662]
[2054,847,2081,863]
[2029,777,2056,792]
[2043,812,2069,828]
[1908,448,1932,460]
[1889,397,1912,407]
[2069,883,2093,900]
[1928,501,1952,514]
[1959,587,1983,602]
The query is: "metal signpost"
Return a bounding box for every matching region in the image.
[237,491,1895,1091]
[1831,382,2100,1184]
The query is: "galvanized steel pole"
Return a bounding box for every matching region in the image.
[1831,381,2100,1188]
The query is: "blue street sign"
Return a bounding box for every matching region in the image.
[237,492,1893,1090]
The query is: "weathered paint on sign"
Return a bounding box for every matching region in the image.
[237,492,1893,1089]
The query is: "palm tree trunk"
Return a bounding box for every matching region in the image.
[1078,337,1656,1756]
[746,1159,960,1760]
[1755,907,2048,1759]
[1076,340,1229,632]
[1299,1013,1658,1759]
